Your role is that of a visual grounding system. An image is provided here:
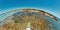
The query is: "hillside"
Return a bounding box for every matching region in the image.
[0,9,60,30]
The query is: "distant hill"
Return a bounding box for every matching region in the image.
[0,8,60,30]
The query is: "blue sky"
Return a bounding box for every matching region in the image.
[0,0,60,18]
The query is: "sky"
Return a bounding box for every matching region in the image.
[0,0,60,18]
